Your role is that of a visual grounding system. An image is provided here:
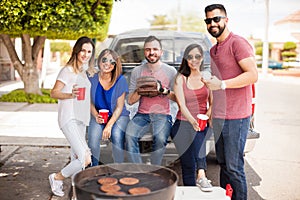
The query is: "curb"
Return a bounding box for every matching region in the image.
[258,68,300,77]
[272,69,300,77]
[0,136,69,147]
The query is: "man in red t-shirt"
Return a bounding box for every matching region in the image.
[203,4,258,200]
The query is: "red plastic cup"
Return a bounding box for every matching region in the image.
[197,114,209,131]
[77,87,86,101]
[99,109,109,123]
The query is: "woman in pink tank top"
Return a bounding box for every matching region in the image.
[171,44,213,191]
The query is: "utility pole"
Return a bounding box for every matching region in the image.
[262,0,270,75]
[177,0,181,31]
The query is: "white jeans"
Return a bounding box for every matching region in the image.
[61,119,91,179]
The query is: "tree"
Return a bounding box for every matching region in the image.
[148,12,206,33]
[169,12,207,33]
[0,0,114,95]
[149,15,173,30]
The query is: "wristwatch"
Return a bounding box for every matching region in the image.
[220,80,226,90]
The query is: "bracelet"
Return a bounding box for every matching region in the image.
[220,81,226,90]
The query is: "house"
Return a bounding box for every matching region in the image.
[274,10,300,42]
[271,10,300,61]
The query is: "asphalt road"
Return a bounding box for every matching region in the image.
[205,74,300,200]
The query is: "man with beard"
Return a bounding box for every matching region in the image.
[202,4,258,200]
[125,35,177,165]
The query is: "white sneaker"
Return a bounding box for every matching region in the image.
[49,173,64,197]
[197,177,213,192]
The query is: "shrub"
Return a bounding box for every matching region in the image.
[283,41,297,51]
[282,51,297,58]
[50,41,72,53]
[256,47,263,56]
[0,89,58,104]
[254,41,273,56]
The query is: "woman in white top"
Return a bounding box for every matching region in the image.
[48,36,95,198]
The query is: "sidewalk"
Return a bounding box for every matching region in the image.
[0,66,72,199]
[0,102,72,200]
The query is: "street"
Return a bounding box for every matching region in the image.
[0,73,300,199]
[205,74,300,200]
[245,74,300,200]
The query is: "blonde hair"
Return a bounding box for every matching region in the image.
[94,49,122,87]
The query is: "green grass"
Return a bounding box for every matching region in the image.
[0,89,58,104]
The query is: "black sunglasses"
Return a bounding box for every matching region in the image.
[187,54,202,61]
[101,57,116,65]
[204,16,226,24]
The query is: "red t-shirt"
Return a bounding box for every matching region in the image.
[136,63,177,115]
[210,32,254,119]
[176,76,209,121]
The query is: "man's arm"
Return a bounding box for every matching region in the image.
[127,66,141,105]
[127,89,141,105]
[167,91,176,102]
[203,56,258,90]
[224,56,258,89]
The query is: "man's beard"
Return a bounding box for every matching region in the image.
[208,24,226,38]
[145,55,160,64]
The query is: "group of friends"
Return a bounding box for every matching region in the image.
[48,4,258,200]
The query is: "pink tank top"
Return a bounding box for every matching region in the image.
[176,77,209,121]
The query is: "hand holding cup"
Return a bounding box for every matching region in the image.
[197,114,209,131]
[202,71,212,81]
[99,109,109,124]
[71,85,86,100]
[77,87,86,100]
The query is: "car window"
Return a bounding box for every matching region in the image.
[112,38,142,64]
[113,36,211,69]
[168,37,211,67]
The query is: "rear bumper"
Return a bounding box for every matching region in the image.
[99,128,260,165]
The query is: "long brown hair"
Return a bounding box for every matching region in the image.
[97,49,122,87]
[66,36,95,74]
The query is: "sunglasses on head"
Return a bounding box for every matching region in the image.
[204,16,226,24]
[101,57,116,65]
[187,54,202,61]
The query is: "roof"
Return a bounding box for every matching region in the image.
[114,28,209,40]
[275,10,300,25]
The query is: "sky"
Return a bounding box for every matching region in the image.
[108,0,300,41]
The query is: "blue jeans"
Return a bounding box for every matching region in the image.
[88,115,129,165]
[171,119,208,186]
[125,113,172,165]
[212,117,251,200]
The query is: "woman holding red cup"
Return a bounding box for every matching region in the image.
[48,36,95,199]
[88,49,130,165]
[171,44,213,191]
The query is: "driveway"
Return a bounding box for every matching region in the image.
[205,74,300,200]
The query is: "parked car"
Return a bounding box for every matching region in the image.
[257,59,283,69]
[283,60,300,68]
[99,29,260,165]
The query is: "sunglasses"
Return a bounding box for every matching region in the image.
[187,54,202,61]
[204,16,226,24]
[101,57,116,65]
